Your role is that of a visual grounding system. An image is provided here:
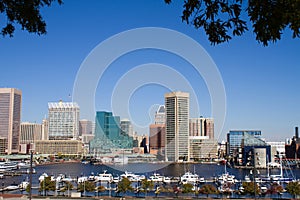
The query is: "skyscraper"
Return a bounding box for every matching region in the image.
[154,105,165,124]
[189,117,214,139]
[165,91,189,162]
[0,88,22,154]
[48,101,80,140]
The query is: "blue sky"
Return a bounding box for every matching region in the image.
[1,0,300,141]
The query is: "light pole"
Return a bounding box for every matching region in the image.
[29,150,33,200]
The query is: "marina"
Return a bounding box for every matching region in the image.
[0,161,299,198]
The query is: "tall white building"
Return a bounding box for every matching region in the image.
[165,91,189,162]
[48,101,80,140]
[0,88,22,154]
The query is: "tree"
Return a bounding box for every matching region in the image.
[182,183,194,194]
[140,178,154,196]
[77,181,95,195]
[0,0,62,37]
[165,0,300,46]
[286,181,300,199]
[199,184,219,198]
[39,176,56,196]
[116,177,133,197]
[59,181,73,196]
[242,182,260,196]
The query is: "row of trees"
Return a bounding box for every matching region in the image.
[33,177,300,198]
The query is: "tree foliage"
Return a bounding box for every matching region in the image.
[182,183,194,193]
[77,181,95,192]
[286,181,300,198]
[140,178,154,194]
[39,176,56,196]
[165,0,300,46]
[199,184,218,196]
[117,177,133,195]
[0,0,62,37]
[242,182,260,195]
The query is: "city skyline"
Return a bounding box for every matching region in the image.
[1,1,300,142]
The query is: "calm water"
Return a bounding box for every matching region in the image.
[2,162,300,197]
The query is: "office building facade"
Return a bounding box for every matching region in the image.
[227,130,262,156]
[20,122,42,144]
[48,101,80,140]
[120,119,134,137]
[149,124,165,155]
[189,117,214,139]
[0,88,22,154]
[165,91,189,162]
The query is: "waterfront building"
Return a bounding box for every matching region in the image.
[154,105,165,124]
[35,140,83,155]
[189,117,214,139]
[227,130,262,157]
[165,91,189,162]
[149,124,165,156]
[48,101,80,140]
[121,119,134,137]
[241,133,271,167]
[0,88,22,154]
[189,136,218,161]
[90,111,133,154]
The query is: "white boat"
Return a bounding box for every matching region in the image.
[217,162,236,184]
[163,176,171,183]
[0,161,18,172]
[149,173,164,182]
[180,172,199,184]
[38,173,55,182]
[244,175,251,182]
[120,171,140,182]
[199,176,205,183]
[4,185,19,191]
[113,176,120,183]
[19,181,30,190]
[77,176,88,183]
[17,161,35,169]
[95,170,113,182]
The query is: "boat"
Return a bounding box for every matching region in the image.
[199,176,205,183]
[17,161,35,169]
[4,184,19,191]
[95,170,113,182]
[38,173,55,182]
[163,176,171,183]
[0,161,18,172]
[149,173,164,182]
[77,176,88,183]
[19,181,30,191]
[120,171,139,181]
[180,172,199,184]
[244,175,251,182]
[217,162,236,184]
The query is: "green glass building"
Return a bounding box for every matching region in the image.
[90,111,133,153]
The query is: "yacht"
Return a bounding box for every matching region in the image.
[217,162,236,184]
[17,161,35,169]
[95,170,113,182]
[163,176,171,184]
[180,172,199,184]
[120,171,139,181]
[0,161,18,172]
[149,173,164,182]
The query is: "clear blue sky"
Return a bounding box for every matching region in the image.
[1,0,300,142]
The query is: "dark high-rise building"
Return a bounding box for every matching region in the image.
[0,88,22,154]
[149,124,165,155]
